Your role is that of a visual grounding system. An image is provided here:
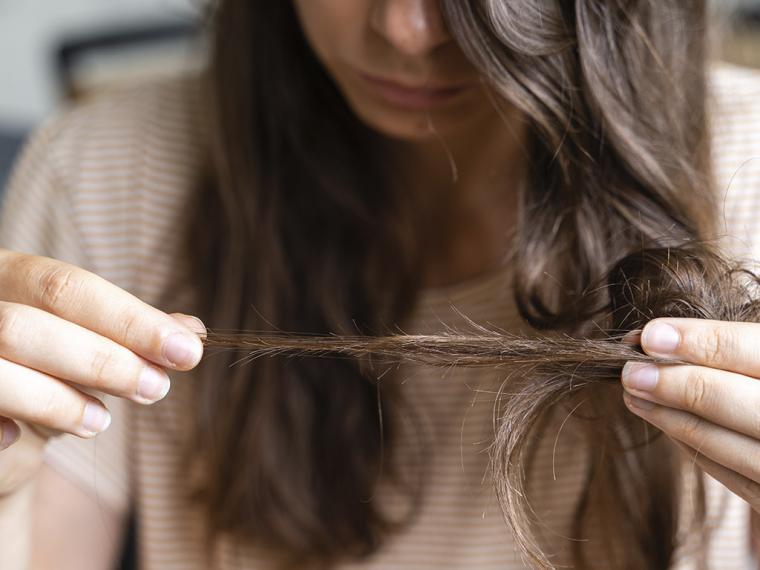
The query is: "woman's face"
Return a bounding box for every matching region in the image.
[294,0,493,141]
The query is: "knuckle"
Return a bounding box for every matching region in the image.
[118,310,154,351]
[34,263,79,311]
[676,413,704,444]
[6,252,37,282]
[746,455,760,484]
[682,368,712,411]
[88,346,119,391]
[28,389,71,430]
[697,326,733,365]
[0,305,23,350]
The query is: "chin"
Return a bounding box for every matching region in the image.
[348,102,468,142]
[331,71,483,142]
[359,113,443,141]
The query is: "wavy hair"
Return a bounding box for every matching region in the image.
[182,1,716,568]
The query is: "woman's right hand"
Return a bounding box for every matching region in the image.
[0,249,205,492]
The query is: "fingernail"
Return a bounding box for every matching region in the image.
[171,313,207,337]
[622,329,642,345]
[184,315,207,336]
[162,332,202,369]
[0,422,21,450]
[624,392,656,411]
[642,322,680,354]
[622,362,659,391]
[81,402,112,436]
[137,366,171,404]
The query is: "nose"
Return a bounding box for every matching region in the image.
[370,0,451,57]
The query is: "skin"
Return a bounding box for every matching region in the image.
[294,0,527,287]
[0,252,205,450]
[0,252,206,568]
[1,0,757,568]
[623,320,760,522]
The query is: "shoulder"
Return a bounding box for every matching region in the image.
[40,72,208,194]
[27,73,209,297]
[709,63,760,168]
[708,63,760,177]
[707,64,760,264]
[709,63,760,106]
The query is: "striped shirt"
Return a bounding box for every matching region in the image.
[1,64,760,569]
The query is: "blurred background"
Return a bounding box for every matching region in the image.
[0,0,204,192]
[0,0,760,193]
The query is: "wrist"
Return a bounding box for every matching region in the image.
[0,424,46,500]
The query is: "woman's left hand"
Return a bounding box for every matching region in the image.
[622,318,760,510]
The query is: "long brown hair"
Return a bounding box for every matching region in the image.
[184,0,716,568]
[198,242,760,568]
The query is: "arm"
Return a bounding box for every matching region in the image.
[0,480,35,569]
[0,422,123,570]
[0,251,204,567]
[0,113,204,568]
[0,434,125,570]
[31,464,125,570]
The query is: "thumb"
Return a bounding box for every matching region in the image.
[168,313,207,340]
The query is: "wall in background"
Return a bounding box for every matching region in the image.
[720,1,760,68]
[0,0,202,130]
[2,0,760,131]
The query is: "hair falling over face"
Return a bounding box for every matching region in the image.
[188,0,730,568]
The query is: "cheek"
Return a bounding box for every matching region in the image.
[293,0,368,68]
[292,0,491,141]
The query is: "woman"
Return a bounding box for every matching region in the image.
[1,0,760,568]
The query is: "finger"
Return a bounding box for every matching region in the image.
[0,301,170,404]
[169,313,207,340]
[622,361,760,440]
[0,252,204,371]
[640,318,760,378]
[0,417,20,451]
[622,329,642,345]
[0,357,111,438]
[672,439,760,509]
[623,392,760,485]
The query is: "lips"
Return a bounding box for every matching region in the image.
[356,71,473,111]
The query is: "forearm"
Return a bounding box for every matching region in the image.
[0,478,36,570]
[0,426,46,569]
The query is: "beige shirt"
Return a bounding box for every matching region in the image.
[1,65,759,569]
